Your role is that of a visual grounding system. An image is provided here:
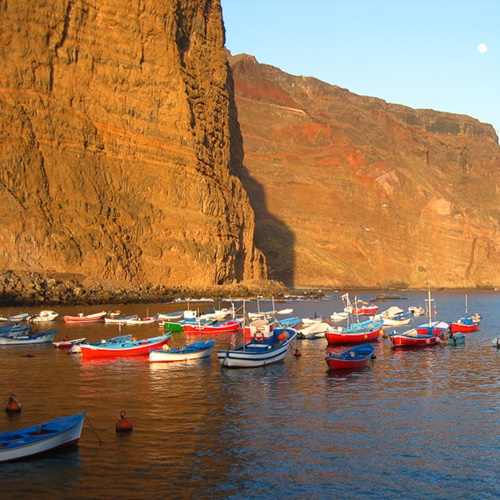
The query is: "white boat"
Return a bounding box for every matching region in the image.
[149,340,215,362]
[125,316,157,325]
[217,327,297,368]
[297,321,330,339]
[277,308,294,315]
[408,306,425,317]
[104,314,138,324]
[0,412,85,462]
[379,306,414,326]
[0,313,30,322]
[330,311,348,322]
[53,337,87,349]
[30,310,59,322]
[157,312,184,322]
[301,317,324,326]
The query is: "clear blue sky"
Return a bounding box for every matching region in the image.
[221,0,500,135]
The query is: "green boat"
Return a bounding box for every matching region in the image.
[163,321,184,332]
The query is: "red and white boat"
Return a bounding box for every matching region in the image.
[449,313,481,333]
[79,333,171,358]
[63,311,107,323]
[389,328,443,347]
[324,318,384,345]
[53,337,86,349]
[351,302,379,316]
[183,320,242,334]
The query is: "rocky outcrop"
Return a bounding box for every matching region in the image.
[0,1,265,291]
[230,54,500,289]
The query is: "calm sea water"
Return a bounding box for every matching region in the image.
[0,290,499,499]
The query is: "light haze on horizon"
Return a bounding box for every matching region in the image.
[221,0,500,136]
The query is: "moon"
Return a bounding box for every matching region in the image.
[477,43,488,54]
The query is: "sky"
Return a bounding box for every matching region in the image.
[221,0,500,135]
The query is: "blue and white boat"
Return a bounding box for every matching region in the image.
[0,329,58,345]
[0,412,85,462]
[217,327,298,368]
[149,339,215,362]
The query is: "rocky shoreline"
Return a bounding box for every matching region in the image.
[0,270,321,307]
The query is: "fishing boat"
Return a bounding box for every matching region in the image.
[0,412,85,463]
[413,287,449,335]
[389,328,443,347]
[157,312,184,322]
[53,337,87,349]
[30,310,59,322]
[449,313,481,333]
[297,321,331,339]
[63,311,107,323]
[325,344,376,370]
[149,339,215,363]
[379,306,414,327]
[183,320,242,334]
[162,321,185,332]
[330,311,349,322]
[125,316,158,325]
[324,318,384,345]
[104,314,138,325]
[447,332,466,345]
[0,329,58,345]
[217,327,297,369]
[70,334,133,354]
[0,323,32,335]
[79,333,171,358]
[352,301,379,316]
[0,313,30,322]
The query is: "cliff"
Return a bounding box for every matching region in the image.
[230,54,500,289]
[0,0,265,290]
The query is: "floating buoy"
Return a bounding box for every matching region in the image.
[5,395,22,413]
[293,348,302,357]
[116,410,133,433]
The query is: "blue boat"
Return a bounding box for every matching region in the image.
[0,412,85,462]
[149,339,215,362]
[0,329,58,345]
[217,327,298,368]
[70,334,133,353]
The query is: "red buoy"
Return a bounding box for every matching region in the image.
[5,395,22,413]
[116,410,133,432]
[293,348,302,357]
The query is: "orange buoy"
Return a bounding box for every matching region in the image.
[5,395,22,413]
[116,410,133,433]
[293,348,302,357]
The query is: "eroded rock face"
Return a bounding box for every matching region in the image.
[0,1,265,288]
[230,54,500,289]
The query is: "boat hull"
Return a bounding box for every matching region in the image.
[449,322,480,333]
[63,312,107,323]
[0,412,85,463]
[390,331,442,347]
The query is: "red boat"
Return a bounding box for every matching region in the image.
[80,333,171,358]
[63,311,107,323]
[326,344,376,370]
[183,320,241,334]
[325,318,384,345]
[351,304,379,316]
[389,328,443,347]
[449,313,481,333]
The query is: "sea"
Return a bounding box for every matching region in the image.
[0,290,499,499]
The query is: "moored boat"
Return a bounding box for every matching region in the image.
[389,328,443,347]
[0,412,85,463]
[449,313,481,333]
[217,327,297,369]
[70,334,133,354]
[30,310,59,322]
[447,332,466,345]
[0,313,30,322]
[79,333,171,358]
[183,320,241,334]
[325,344,376,370]
[297,321,331,339]
[0,329,58,345]
[53,337,87,349]
[149,340,215,363]
[104,314,138,325]
[324,318,384,345]
[125,316,157,325]
[63,311,107,323]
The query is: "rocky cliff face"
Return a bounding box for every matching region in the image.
[230,54,500,289]
[0,0,265,288]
